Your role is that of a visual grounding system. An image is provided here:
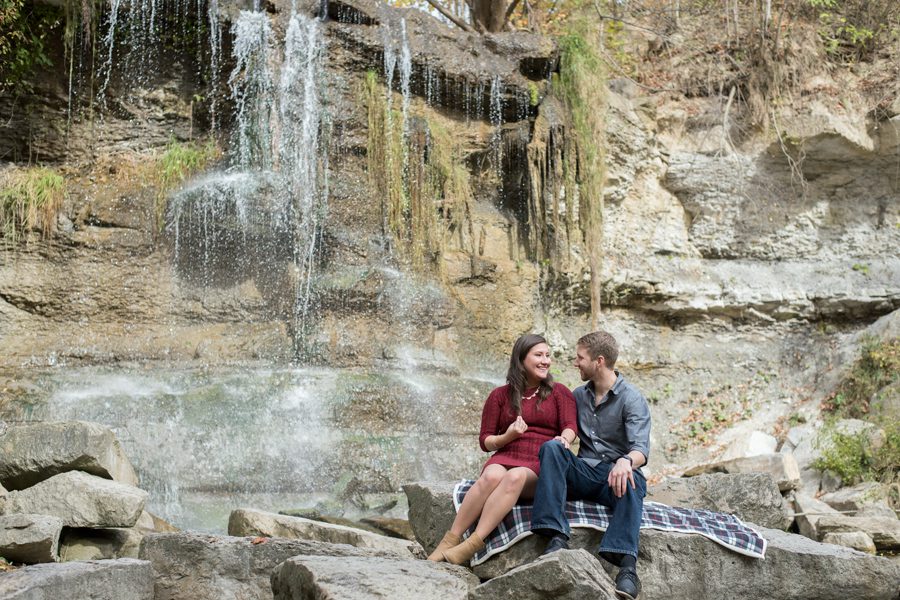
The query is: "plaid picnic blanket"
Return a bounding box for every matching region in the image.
[453,479,767,566]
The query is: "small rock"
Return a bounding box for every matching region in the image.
[855,503,898,520]
[721,431,778,460]
[822,531,877,554]
[0,514,63,564]
[816,515,900,551]
[793,493,841,541]
[821,482,886,512]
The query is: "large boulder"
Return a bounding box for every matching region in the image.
[638,526,900,599]
[0,514,63,564]
[0,558,153,599]
[683,453,801,492]
[139,531,420,600]
[402,481,458,554]
[471,530,602,580]
[0,421,138,490]
[815,515,900,551]
[646,472,789,529]
[227,508,422,557]
[270,554,478,600]
[0,471,147,528]
[470,549,619,600]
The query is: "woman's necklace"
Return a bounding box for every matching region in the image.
[523,387,540,401]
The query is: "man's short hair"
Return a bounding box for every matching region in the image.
[577,331,619,367]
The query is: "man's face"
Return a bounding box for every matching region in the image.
[573,345,599,382]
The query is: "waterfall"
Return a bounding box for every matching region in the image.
[229,11,275,169]
[95,0,221,119]
[97,0,123,103]
[399,18,412,142]
[169,9,327,347]
[279,13,328,339]
[490,74,504,189]
[207,0,222,131]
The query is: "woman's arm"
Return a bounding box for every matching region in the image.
[553,385,579,449]
[483,416,527,451]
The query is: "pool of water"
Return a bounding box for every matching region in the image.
[1,365,497,531]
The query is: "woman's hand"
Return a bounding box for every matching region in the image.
[552,435,570,450]
[506,416,528,439]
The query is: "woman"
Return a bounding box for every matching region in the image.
[428,334,577,565]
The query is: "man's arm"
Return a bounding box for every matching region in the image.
[608,391,651,497]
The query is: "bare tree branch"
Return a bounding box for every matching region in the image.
[424,0,475,32]
[524,0,541,33]
[592,0,669,39]
[504,0,521,24]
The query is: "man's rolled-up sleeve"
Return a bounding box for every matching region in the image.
[624,393,651,463]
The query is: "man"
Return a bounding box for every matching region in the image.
[530,331,651,600]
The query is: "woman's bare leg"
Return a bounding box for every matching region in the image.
[448,465,507,536]
[472,467,538,540]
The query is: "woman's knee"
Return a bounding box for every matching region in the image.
[477,466,506,489]
[500,467,536,494]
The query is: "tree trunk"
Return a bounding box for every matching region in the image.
[471,0,507,33]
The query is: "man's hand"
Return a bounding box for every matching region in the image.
[608,457,635,498]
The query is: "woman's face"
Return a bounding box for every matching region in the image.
[522,343,552,386]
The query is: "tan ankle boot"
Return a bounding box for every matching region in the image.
[427,531,462,561]
[441,532,485,565]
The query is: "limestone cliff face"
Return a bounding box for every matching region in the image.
[1,0,897,467]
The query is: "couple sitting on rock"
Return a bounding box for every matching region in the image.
[427,331,651,600]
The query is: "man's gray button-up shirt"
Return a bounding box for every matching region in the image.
[574,371,651,468]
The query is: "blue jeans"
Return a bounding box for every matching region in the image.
[531,440,646,558]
